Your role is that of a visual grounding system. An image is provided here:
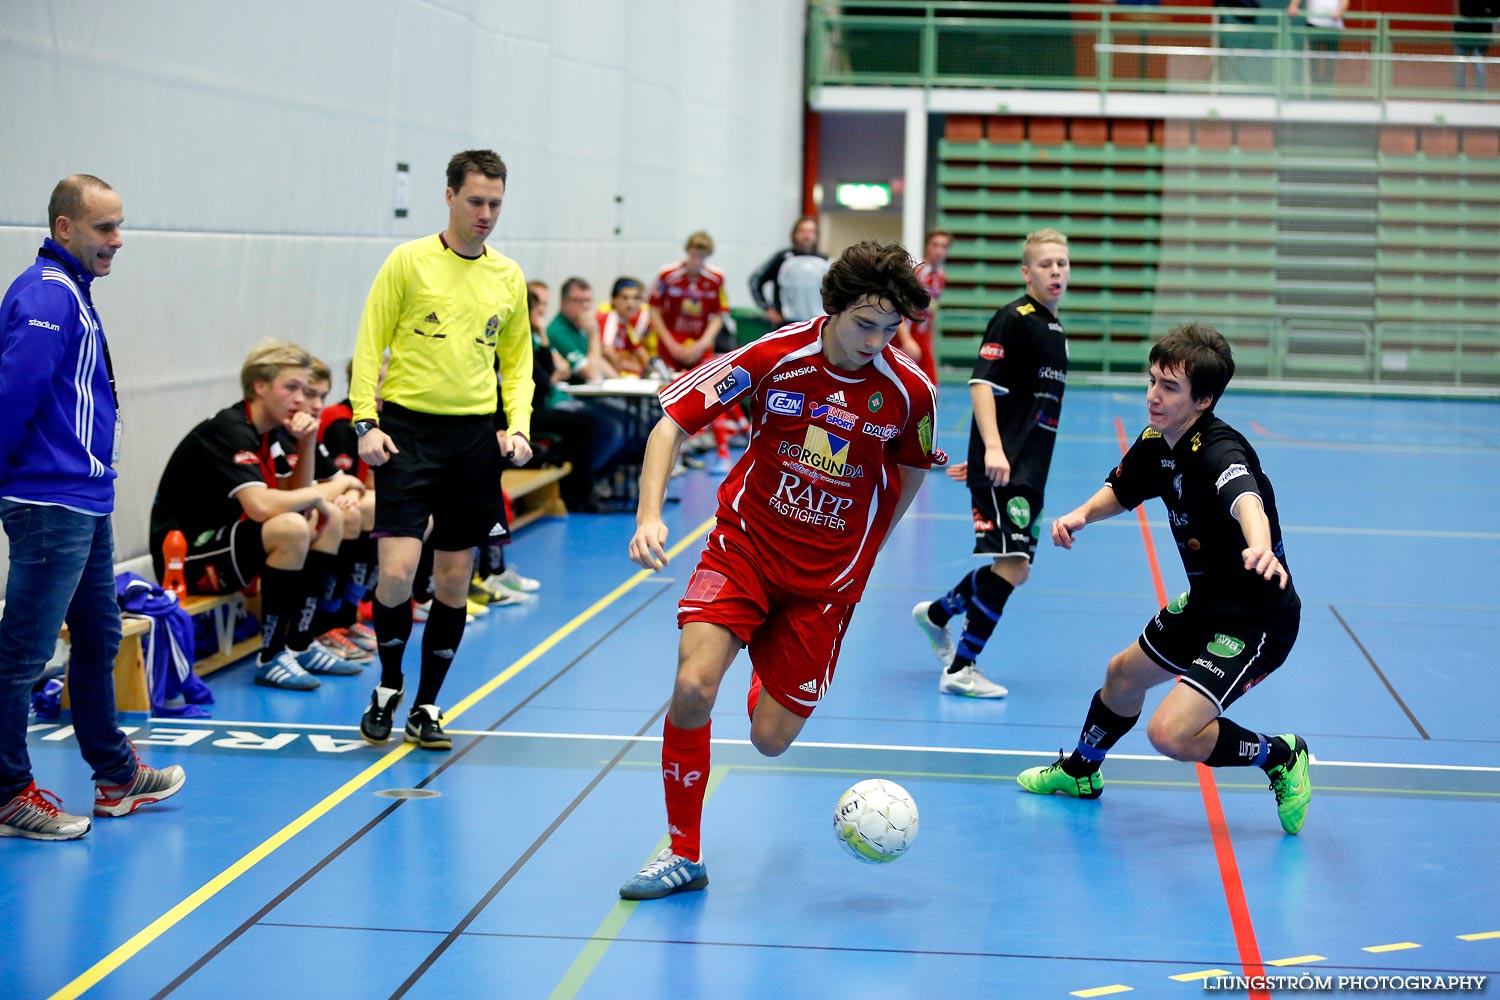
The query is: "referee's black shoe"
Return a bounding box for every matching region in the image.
[405,704,452,751]
[360,686,403,743]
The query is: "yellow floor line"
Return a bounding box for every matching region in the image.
[1170,969,1233,981]
[47,518,715,1000]
[1266,954,1327,966]
[1071,986,1133,998]
[1363,942,1420,952]
[548,766,731,1000]
[1458,930,1500,941]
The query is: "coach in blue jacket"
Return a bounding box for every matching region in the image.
[0,175,184,841]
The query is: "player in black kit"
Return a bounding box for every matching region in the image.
[1018,323,1311,835]
[913,228,1070,699]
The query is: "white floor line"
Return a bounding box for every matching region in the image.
[139,719,1500,773]
[908,512,1500,541]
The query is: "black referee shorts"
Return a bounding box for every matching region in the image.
[372,404,507,552]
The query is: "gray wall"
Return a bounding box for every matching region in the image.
[0,0,808,588]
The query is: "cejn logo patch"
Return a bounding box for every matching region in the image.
[765,390,804,416]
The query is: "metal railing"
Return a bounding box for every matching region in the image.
[808,1,1500,104]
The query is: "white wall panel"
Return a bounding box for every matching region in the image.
[0,0,807,588]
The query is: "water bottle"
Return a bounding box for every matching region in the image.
[162,530,188,600]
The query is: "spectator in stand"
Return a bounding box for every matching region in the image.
[1287,0,1347,86]
[1455,0,1497,89]
[895,228,952,386]
[549,277,613,382]
[748,216,830,326]
[0,173,185,841]
[150,340,366,691]
[520,282,625,513]
[650,230,734,472]
[597,277,654,377]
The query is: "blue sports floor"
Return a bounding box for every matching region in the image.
[7,385,1500,1000]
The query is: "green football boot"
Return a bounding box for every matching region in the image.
[1017,752,1103,799]
[1265,734,1311,835]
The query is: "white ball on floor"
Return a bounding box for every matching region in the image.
[834,778,919,864]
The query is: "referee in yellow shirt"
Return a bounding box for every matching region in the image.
[350,149,534,751]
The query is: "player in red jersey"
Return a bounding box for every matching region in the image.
[649,231,739,470]
[896,228,951,386]
[596,277,653,376]
[619,241,941,900]
[648,230,728,375]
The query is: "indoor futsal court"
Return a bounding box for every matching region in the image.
[11,385,1498,1000]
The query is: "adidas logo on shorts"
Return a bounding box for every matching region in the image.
[798,679,820,695]
[488,523,507,537]
[425,311,440,323]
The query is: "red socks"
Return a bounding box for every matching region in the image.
[662,718,711,862]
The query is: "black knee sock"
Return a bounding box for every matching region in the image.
[337,534,377,628]
[950,571,1015,673]
[1204,718,1289,769]
[481,539,507,579]
[309,548,349,637]
[415,599,466,707]
[927,569,977,628]
[412,541,437,605]
[1063,690,1141,777]
[372,598,413,690]
[257,566,304,664]
[286,550,336,653]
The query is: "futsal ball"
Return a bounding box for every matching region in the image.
[834,778,919,863]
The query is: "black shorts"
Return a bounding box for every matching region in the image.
[164,520,266,595]
[373,404,507,551]
[1137,591,1300,713]
[970,484,1043,562]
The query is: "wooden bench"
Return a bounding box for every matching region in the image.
[57,589,263,713]
[181,591,262,677]
[505,463,571,530]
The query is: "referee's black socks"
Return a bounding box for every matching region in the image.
[372,598,413,690]
[416,599,466,707]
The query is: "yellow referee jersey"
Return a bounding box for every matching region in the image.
[350,234,533,437]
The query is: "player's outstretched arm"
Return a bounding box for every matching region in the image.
[1051,485,1127,549]
[629,416,689,571]
[1233,493,1288,589]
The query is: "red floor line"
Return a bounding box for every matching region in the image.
[1112,417,1270,999]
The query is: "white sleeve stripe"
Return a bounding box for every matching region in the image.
[44,271,109,477]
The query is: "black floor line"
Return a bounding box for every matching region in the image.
[149,581,671,999]
[388,701,670,999]
[250,924,1500,977]
[1330,604,1430,740]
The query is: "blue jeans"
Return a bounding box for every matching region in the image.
[0,500,132,799]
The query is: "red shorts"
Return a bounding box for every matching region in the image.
[677,529,857,718]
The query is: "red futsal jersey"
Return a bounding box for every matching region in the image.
[650,262,728,372]
[659,318,939,602]
[596,303,652,353]
[907,263,946,385]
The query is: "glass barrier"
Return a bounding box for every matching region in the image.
[809,2,1499,104]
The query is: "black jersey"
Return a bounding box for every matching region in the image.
[1107,414,1299,618]
[966,293,1068,493]
[149,401,299,552]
